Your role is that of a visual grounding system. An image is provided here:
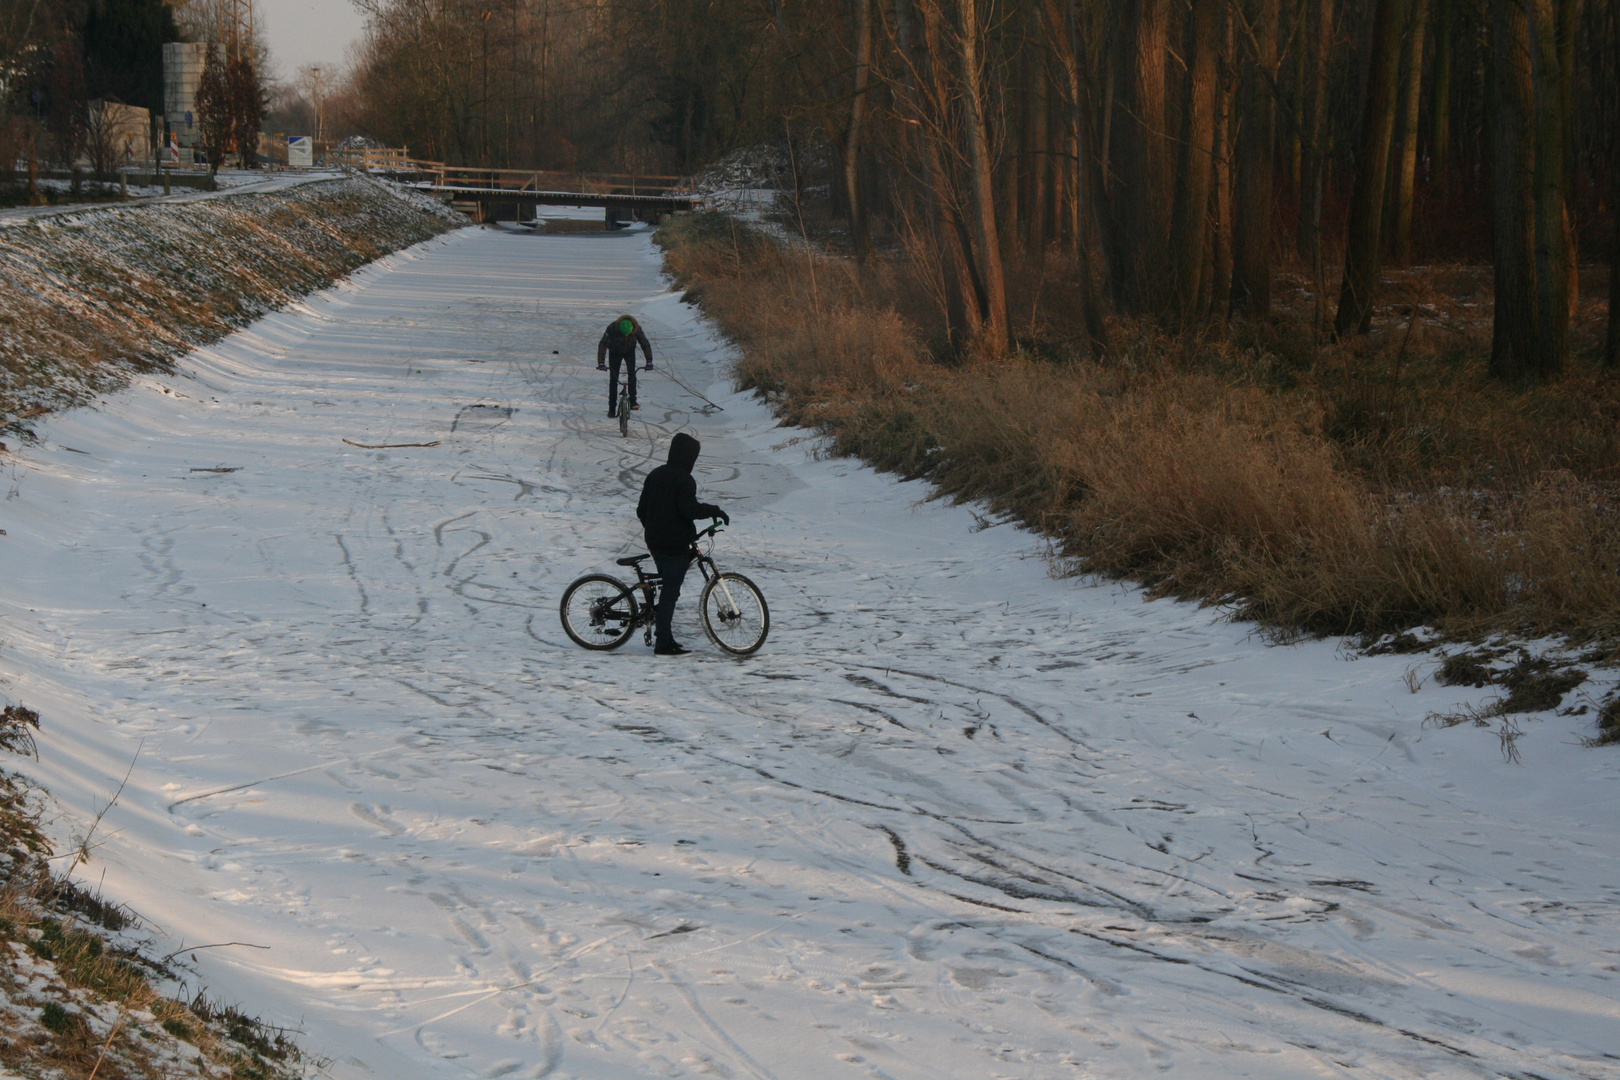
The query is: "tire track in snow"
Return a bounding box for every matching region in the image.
[6,225,1617,1080]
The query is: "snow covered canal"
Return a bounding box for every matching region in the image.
[3,224,1618,1080]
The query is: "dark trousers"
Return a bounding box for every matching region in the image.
[651,549,693,647]
[608,353,637,412]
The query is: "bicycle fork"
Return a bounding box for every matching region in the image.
[713,576,743,618]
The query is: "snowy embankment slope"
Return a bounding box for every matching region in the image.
[0,175,456,422]
[0,224,1616,1080]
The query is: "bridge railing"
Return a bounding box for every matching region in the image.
[327,146,435,173]
[429,166,692,196]
[326,151,694,198]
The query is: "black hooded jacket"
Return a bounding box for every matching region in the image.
[598,316,652,366]
[637,433,721,553]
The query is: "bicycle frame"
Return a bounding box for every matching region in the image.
[622,527,733,640]
[626,548,722,605]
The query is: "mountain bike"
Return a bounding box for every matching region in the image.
[559,522,769,656]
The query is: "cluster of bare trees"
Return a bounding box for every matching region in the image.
[813,0,1616,368]
[348,0,1618,372]
[350,0,594,169]
[10,0,138,187]
[345,0,790,172]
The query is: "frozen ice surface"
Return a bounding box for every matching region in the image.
[2,225,1618,1080]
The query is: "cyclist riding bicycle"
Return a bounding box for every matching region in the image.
[597,314,653,418]
[637,432,728,655]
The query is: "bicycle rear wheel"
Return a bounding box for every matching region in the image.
[699,572,769,656]
[560,574,638,650]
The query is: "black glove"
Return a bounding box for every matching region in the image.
[716,509,730,527]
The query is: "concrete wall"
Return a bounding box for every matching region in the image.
[162,42,223,149]
[88,101,152,165]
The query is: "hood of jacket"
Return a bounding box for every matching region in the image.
[667,432,701,474]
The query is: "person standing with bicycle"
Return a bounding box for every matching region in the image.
[597,314,653,418]
[637,432,728,655]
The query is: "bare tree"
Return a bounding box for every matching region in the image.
[46,28,87,175]
[954,0,1008,352]
[1486,0,1574,380]
[1230,0,1277,319]
[84,100,119,183]
[1170,0,1222,323]
[1386,0,1430,265]
[1040,0,1108,357]
[844,0,875,259]
[1334,0,1408,338]
[298,62,337,143]
[1609,156,1618,370]
[1108,0,1170,315]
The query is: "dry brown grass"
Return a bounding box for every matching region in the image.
[659,212,1620,658]
[0,706,304,1080]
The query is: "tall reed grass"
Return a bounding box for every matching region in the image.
[660,214,1620,654]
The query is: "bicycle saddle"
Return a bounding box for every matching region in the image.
[616,554,651,567]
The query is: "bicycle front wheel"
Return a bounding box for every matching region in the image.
[699,572,769,656]
[618,392,630,437]
[560,574,638,650]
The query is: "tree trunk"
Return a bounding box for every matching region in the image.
[1298,0,1334,267]
[1389,0,1430,264]
[1558,0,1578,318]
[1528,0,1570,376]
[1609,157,1619,369]
[958,0,1010,352]
[1430,0,1453,182]
[844,0,874,259]
[1210,16,1237,322]
[1028,61,1049,245]
[1042,0,1108,357]
[1608,0,1620,370]
[1110,0,1170,315]
[1287,35,1304,205]
[1489,0,1539,379]
[902,0,986,345]
[1003,47,1024,250]
[1231,0,1277,319]
[1171,0,1222,322]
[1334,0,1408,337]
[1484,0,1572,380]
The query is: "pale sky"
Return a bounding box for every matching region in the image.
[254,0,368,80]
